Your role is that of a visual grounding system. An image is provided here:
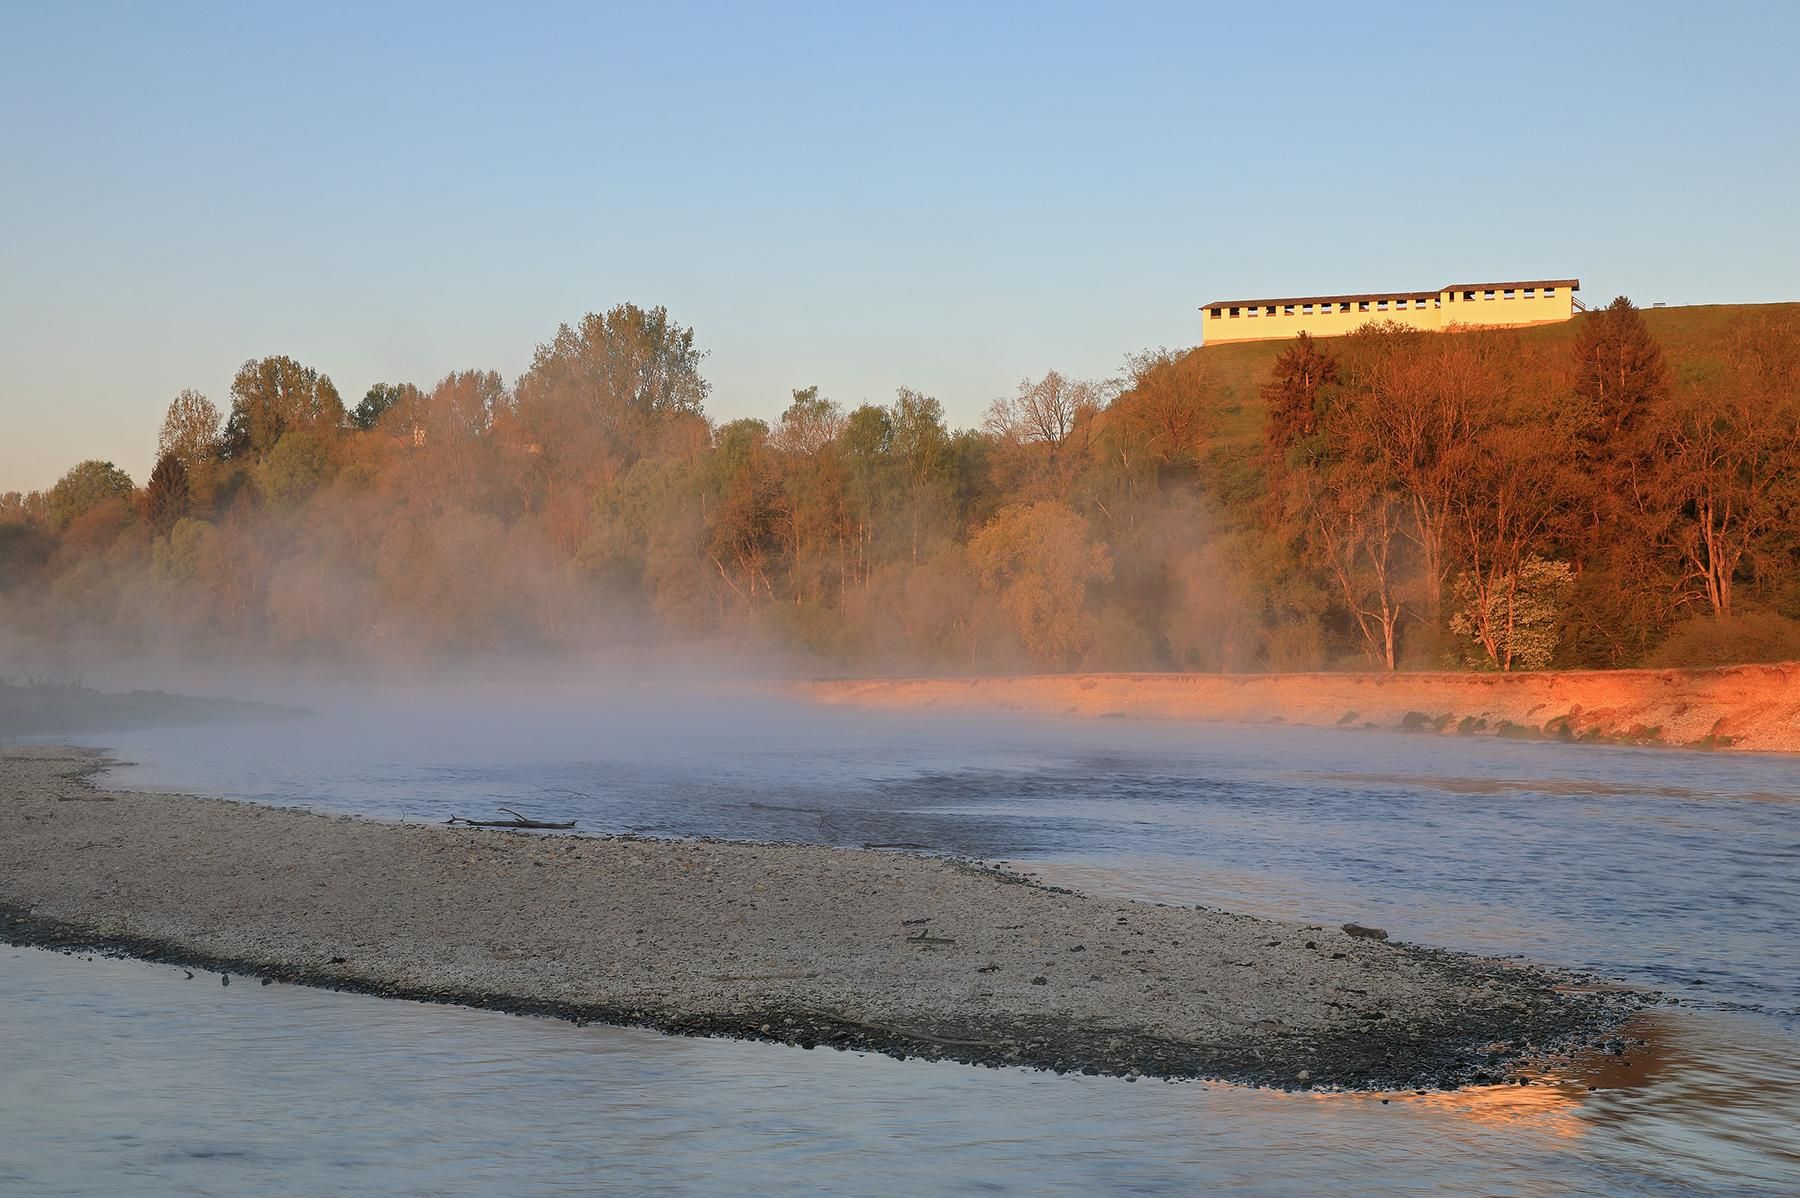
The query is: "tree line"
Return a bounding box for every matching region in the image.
[3,298,1797,673]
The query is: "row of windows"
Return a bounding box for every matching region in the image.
[1215,298,1433,319]
[1450,286,1557,302]
[1209,286,1559,319]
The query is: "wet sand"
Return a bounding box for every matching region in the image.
[794,662,1800,752]
[0,746,1644,1089]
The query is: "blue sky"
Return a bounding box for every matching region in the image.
[3,1,1796,490]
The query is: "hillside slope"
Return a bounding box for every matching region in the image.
[1191,301,1800,456]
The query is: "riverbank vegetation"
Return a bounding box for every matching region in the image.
[3,300,1797,673]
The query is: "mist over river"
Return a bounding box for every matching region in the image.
[7,688,1798,1194]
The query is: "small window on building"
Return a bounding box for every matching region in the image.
[1339,302,1352,313]
[1434,297,1442,308]
[1377,299,1389,311]
[1228,307,1241,317]
[1503,289,1516,300]
[1301,304,1313,315]
[1283,305,1295,316]
[1543,286,1556,297]
[1523,288,1535,299]
[1246,307,1257,317]
[1358,301,1370,312]
[1463,291,1476,302]
[1484,290,1496,300]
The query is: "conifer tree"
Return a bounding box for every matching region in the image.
[143,451,191,537]
[1572,296,1667,442]
[1262,332,1338,456]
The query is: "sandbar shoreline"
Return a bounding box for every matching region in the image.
[0,746,1646,1089]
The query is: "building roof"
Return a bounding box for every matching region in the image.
[1440,278,1580,293]
[1201,279,1580,310]
[1202,290,1437,309]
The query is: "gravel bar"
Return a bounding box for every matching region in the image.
[0,747,1645,1089]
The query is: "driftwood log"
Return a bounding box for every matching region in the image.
[445,808,576,831]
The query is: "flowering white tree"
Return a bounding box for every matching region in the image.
[1450,555,1573,671]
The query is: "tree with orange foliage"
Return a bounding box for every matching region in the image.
[1262,333,1338,456]
[1647,315,1800,621]
[1330,324,1496,626]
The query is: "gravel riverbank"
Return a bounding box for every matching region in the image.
[795,663,1800,752]
[0,746,1645,1089]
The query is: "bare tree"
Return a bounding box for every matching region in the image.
[1649,316,1800,620]
[1335,325,1500,624]
[987,370,1108,451]
[1445,424,1577,669]
[158,389,222,465]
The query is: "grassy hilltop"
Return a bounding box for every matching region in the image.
[1193,301,1800,460]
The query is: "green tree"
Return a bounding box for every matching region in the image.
[223,356,344,458]
[513,303,710,467]
[890,388,952,563]
[151,516,217,586]
[255,430,334,506]
[839,403,895,586]
[143,451,191,537]
[968,501,1112,669]
[707,419,782,605]
[351,382,420,432]
[47,460,133,528]
[1450,554,1574,671]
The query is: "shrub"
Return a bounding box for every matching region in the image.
[1649,612,1800,668]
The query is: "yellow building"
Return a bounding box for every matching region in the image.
[1200,279,1580,344]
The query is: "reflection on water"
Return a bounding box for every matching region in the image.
[4,949,1796,1197]
[26,693,1800,1193]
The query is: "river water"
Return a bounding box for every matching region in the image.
[4,687,1797,1194]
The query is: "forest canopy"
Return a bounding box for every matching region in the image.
[5,299,1799,675]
